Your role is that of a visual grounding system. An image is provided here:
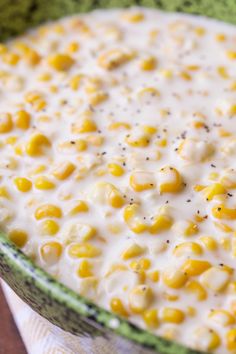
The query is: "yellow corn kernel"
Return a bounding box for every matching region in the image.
[148,270,159,282]
[140,56,157,71]
[194,26,206,36]
[143,309,158,329]
[180,71,192,81]
[35,204,62,220]
[40,219,59,236]
[194,327,220,351]
[48,53,74,71]
[34,176,55,190]
[67,223,96,242]
[130,258,151,271]
[68,243,101,258]
[194,184,206,192]
[215,33,226,41]
[181,259,211,276]
[227,329,236,351]
[138,87,160,99]
[69,74,83,90]
[110,298,129,317]
[108,163,124,177]
[88,91,108,106]
[40,241,62,265]
[69,200,89,215]
[29,165,47,176]
[199,236,217,251]
[37,72,52,82]
[0,113,13,133]
[74,118,97,133]
[52,162,75,180]
[162,268,188,289]
[203,183,226,201]
[185,280,207,301]
[214,222,233,233]
[123,204,147,234]
[212,204,236,220]
[0,43,7,54]
[201,266,230,292]
[15,110,31,130]
[209,310,235,327]
[78,260,93,278]
[227,50,236,60]
[25,91,46,112]
[23,48,41,66]
[105,184,124,208]
[122,11,144,22]
[142,125,157,135]
[108,122,131,131]
[8,229,28,248]
[98,49,134,70]
[125,133,150,148]
[129,285,153,313]
[26,133,51,157]
[3,52,20,65]
[161,307,185,324]
[130,171,155,192]
[209,172,219,181]
[6,136,18,145]
[158,166,183,193]
[220,169,236,189]
[218,66,229,79]
[14,177,32,192]
[0,186,10,199]
[149,214,173,234]
[66,41,80,53]
[173,242,203,257]
[122,243,145,260]
[184,221,199,236]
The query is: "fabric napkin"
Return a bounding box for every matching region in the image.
[1,282,112,354]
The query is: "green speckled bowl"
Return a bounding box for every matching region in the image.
[1,1,236,353]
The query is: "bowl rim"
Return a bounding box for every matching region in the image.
[0,232,205,354]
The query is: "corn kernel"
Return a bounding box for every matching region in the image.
[26,133,51,157]
[14,177,32,192]
[108,163,124,177]
[40,241,62,265]
[161,307,185,324]
[203,183,226,201]
[149,214,173,234]
[181,259,211,276]
[98,49,134,70]
[201,266,230,292]
[227,329,236,351]
[69,200,89,215]
[140,56,157,71]
[212,204,236,220]
[130,171,155,192]
[122,12,144,23]
[110,298,129,317]
[78,260,93,278]
[185,280,207,301]
[143,309,158,328]
[34,176,55,190]
[88,91,108,106]
[0,113,13,133]
[48,53,74,71]
[122,243,145,260]
[15,110,31,130]
[158,166,183,193]
[194,327,220,351]
[0,186,10,199]
[227,50,236,60]
[68,243,101,258]
[148,270,159,282]
[35,204,62,220]
[3,52,20,66]
[199,236,218,251]
[162,267,188,289]
[129,285,153,313]
[173,242,203,257]
[74,118,97,133]
[209,310,235,327]
[123,204,147,234]
[52,161,75,180]
[40,219,59,236]
[8,229,28,248]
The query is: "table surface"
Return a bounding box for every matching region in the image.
[0,284,27,354]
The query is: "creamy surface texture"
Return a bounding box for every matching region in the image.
[2,7,236,353]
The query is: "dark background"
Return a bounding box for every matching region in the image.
[0,284,27,354]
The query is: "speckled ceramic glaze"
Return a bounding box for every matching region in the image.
[0,1,235,353]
